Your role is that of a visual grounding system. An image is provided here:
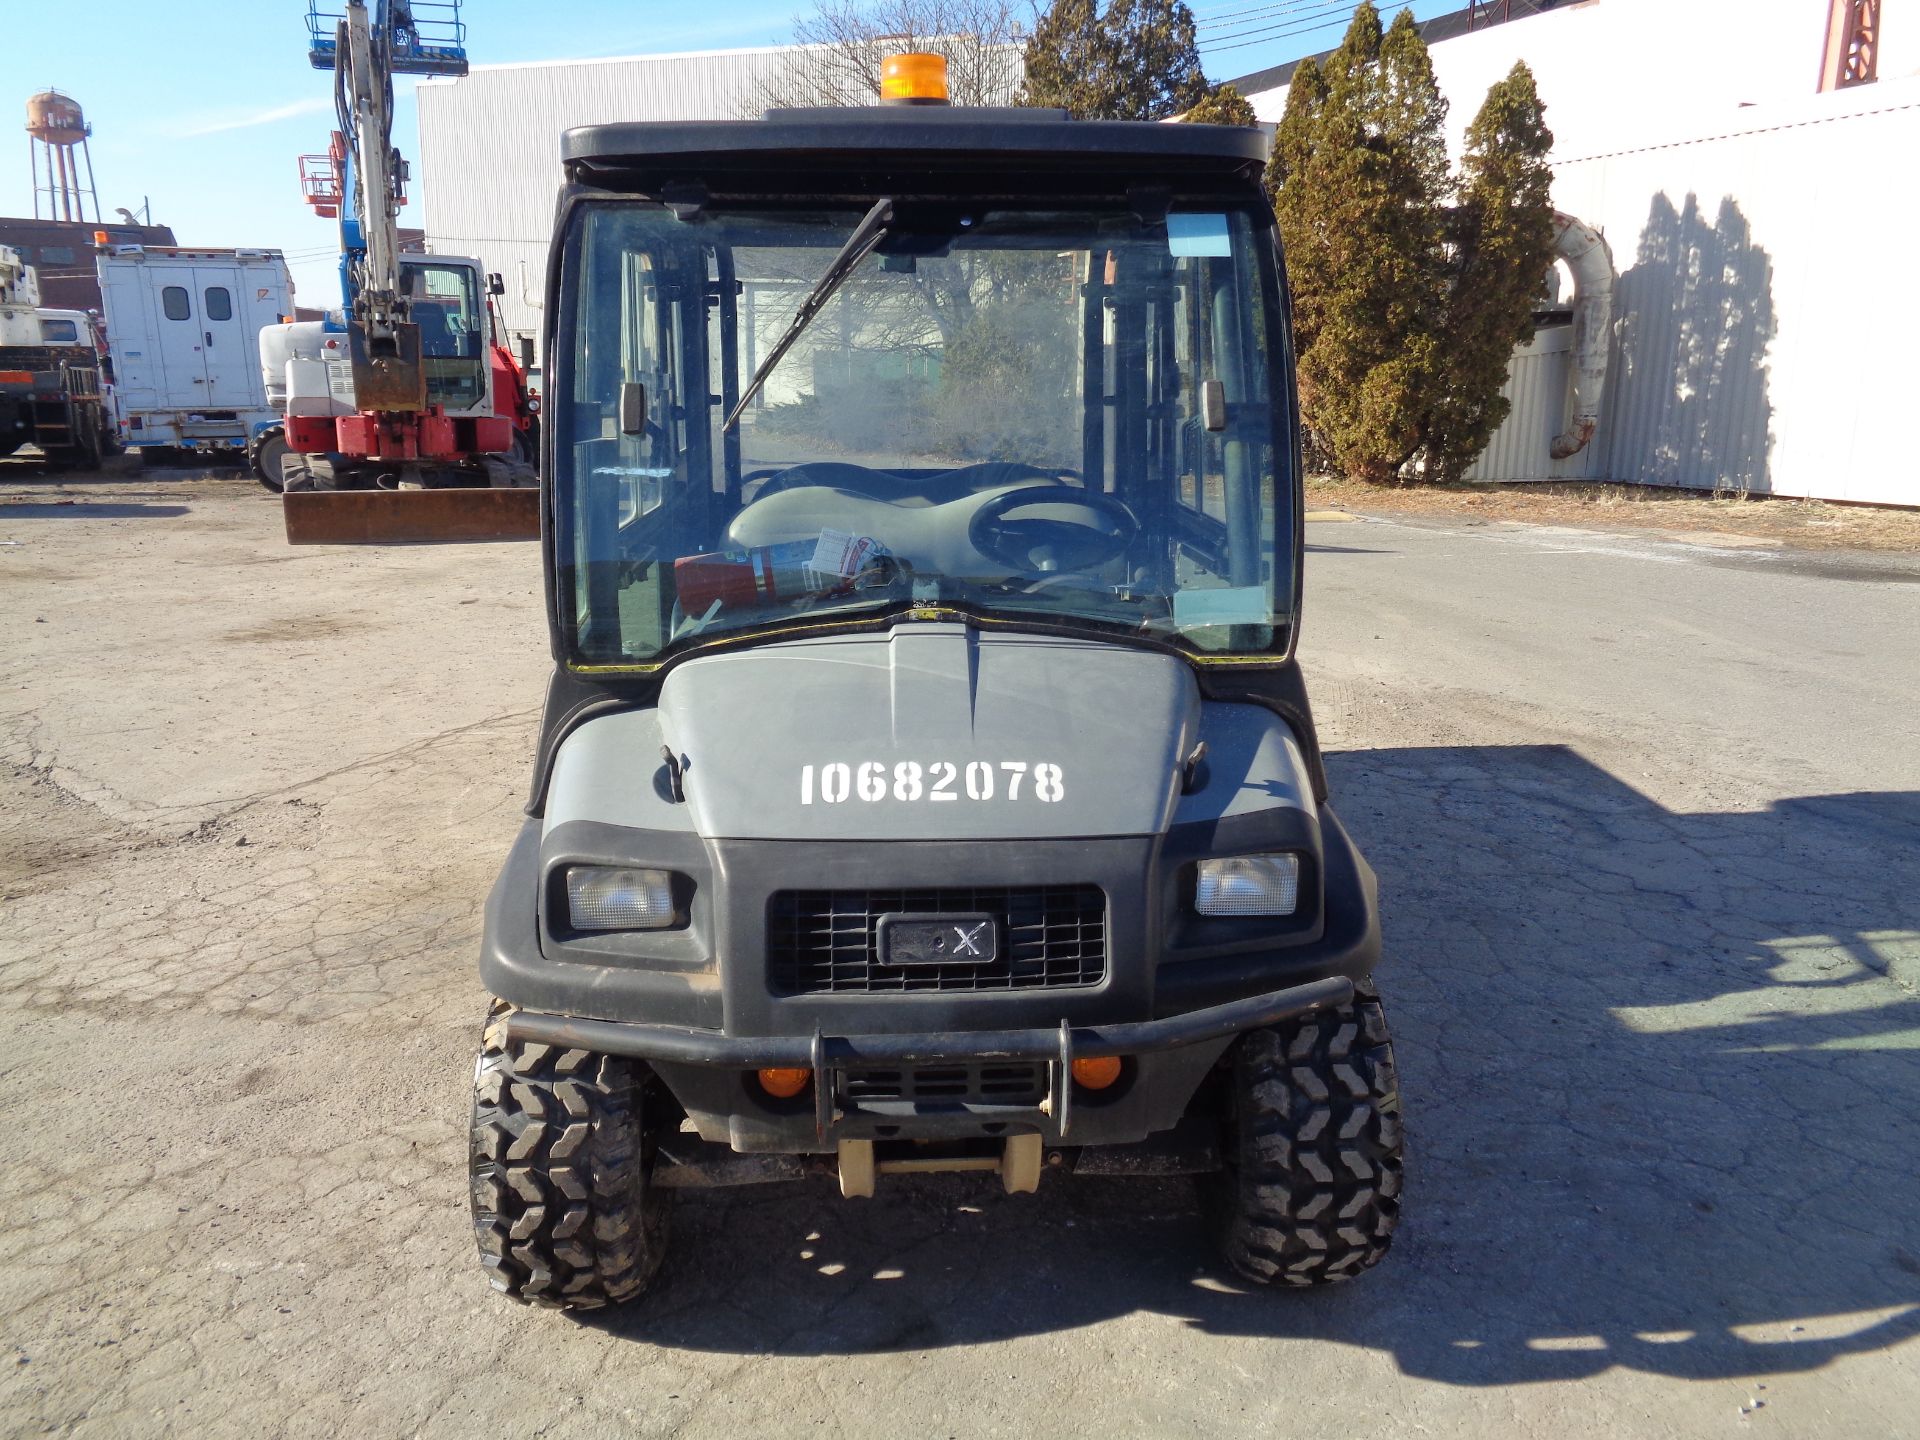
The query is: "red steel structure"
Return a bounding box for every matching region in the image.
[1821,0,1881,89]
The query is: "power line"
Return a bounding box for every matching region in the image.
[1198,0,1367,39]
[1193,0,1339,26]
[1199,4,1367,53]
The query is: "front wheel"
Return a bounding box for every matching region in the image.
[250,426,290,494]
[469,999,670,1308]
[1206,984,1404,1286]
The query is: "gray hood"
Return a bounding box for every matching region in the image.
[660,624,1197,841]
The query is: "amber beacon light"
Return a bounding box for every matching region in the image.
[881,52,951,105]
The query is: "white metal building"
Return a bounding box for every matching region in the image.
[1235,0,1920,504]
[417,46,819,369]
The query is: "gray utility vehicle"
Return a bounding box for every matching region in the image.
[471,83,1402,1309]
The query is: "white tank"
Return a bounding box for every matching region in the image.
[259,319,355,416]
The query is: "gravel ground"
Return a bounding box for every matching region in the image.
[1,464,1916,1438]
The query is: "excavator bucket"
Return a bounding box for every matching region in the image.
[282,488,540,545]
[347,321,427,412]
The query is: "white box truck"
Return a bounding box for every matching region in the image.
[96,245,292,464]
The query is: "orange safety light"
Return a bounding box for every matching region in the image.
[881,52,951,105]
[1071,1055,1124,1091]
[757,1067,811,1099]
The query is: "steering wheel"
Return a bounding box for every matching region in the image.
[968,485,1138,573]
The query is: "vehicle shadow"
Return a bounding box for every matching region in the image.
[580,744,1920,1382]
[0,502,190,518]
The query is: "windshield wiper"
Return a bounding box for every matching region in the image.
[722,197,894,432]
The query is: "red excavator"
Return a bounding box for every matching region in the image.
[260,1,540,543]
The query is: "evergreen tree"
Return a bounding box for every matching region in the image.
[1277,4,1449,482]
[1181,83,1257,126]
[1273,4,1556,483]
[1270,56,1329,324]
[1418,62,1556,480]
[1021,0,1208,120]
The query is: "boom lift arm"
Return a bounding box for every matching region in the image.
[312,0,468,409]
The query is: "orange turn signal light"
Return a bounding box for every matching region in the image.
[757,1066,811,1099]
[1070,1055,1124,1091]
[881,52,950,104]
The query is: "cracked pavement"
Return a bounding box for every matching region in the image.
[1,471,1916,1437]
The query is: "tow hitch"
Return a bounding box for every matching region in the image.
[835,1134,1044,1198]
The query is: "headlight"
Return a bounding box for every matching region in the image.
[565,865,676,931]
[1195,854,1300,917]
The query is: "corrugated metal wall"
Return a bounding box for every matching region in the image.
[1464,326,1607,482]
[1246,0,1920,506]
[1540,85,1919,504]
[1439,81,1920,503]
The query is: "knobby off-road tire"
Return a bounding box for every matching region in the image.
[469,999,669,1308]
[1209,985,1404,1286]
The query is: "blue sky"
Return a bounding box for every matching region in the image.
[2,1,1457,308]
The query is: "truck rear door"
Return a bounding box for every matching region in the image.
[98,261,167,414]
[233,260,292,410]
[151,270,211,402]
[194,268,252,407]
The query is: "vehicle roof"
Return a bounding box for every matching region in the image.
[563,107,1269,187]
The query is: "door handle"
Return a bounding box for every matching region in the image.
[206,332,214,347]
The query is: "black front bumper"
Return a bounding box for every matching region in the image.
[480,806,1379,1152]
[506,972,1353,1068]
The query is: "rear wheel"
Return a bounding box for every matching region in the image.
[1206,985,1404,1286]
[78,410,104,471]
[469,999,670,1308]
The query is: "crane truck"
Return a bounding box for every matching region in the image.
[266,1,538,541]
[0,244,110,470]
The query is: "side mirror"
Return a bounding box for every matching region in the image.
[487,272,505,296]
[1201,378,1228,433]
[619,381,647,435]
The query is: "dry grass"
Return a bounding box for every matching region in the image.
[1306,475,1920,552]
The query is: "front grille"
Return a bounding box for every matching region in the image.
[841,1063,1048,1107]
[767,885,1107,994]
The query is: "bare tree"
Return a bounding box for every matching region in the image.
[752,0,1030,113]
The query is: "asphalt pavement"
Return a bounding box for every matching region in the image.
[1,472,1915,1438]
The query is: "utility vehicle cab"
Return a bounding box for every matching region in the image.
[470,69,1403,1309]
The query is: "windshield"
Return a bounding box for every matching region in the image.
[555,200,1294,667]
[406,260,484,408]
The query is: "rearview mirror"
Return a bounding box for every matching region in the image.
[1202,379,1228,433]
[619,381,647,435]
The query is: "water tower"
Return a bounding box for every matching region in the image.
[26,89,101,224]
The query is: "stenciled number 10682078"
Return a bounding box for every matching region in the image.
[800,760,1065,805]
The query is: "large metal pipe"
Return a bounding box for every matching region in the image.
[1549,210,1615,460]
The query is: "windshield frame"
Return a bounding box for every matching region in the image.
[542,182,1305,678]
